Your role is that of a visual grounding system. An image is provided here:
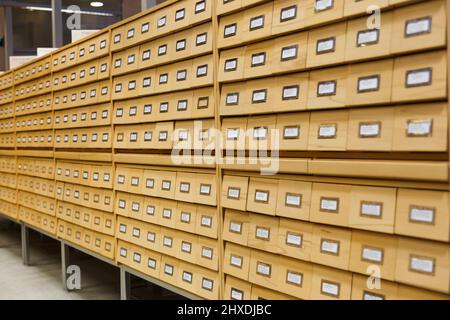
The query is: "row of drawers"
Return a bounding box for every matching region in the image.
[113,87,214,124]
[10,112,53,133]
[55,181,114,213]
[10,102,445,152]
[224,227,450,296]
[13,127,112,149]
[14,94,52,117]
[57,220,115,260]
[14,75,52,101]
[114,119,214,150]
[0,108,107,133]
[115,166,217,207]
[224,211,449,290]
[0,172,16,189]
[115,191,217,239]
[222,175,450,241]
[217,0,419,18]
[116,239,219,300]
[52,31,110,72]
[54,127,112,149]
[0,73,13,91]
[3,87,213,124]
[0,88,13,105]
[225,276,294,300]
[17,175,55,198]
[18,206,57,236]
[117,216,218,271]
[15,130,54,148]
[0,185,16,204]
[219,1,446,77]
[220,50,447,115]
[56,161,113,189]
[53,80,110,110]
[0,200,17,220]
[112,54,213,100]
[17,190,56,217]
[225,271,448,301]
[0,156,15,173]
[13,57,51,85]
[0,133,14,147]
[52,57,110,92]
[1,0,437,94]
[0,103,13,120]
[0,118,15,133]
[56,201,115,237]
[112,22,212,76]
[4,8,445,108]
[54,103,111,129]
[111,0,211,51]
[222,103,448,152]
[17,158,54,179]
[217,0,443,50]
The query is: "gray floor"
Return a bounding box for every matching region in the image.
[0,217,120,300]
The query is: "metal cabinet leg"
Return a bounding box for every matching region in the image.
[120,267,131,300]
[21,224,30,266]
[61,242,70,290]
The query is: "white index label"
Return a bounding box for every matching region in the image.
[182,242,192,253]
[287,272,302,286]
[363,293,384,301]
[163,236,172,247]
[317,38,335,53]
[358,76,379,92]
[359,123,380,138]
[283,126,299,139]
[225,59,237,71]
[231,289,243,300]
[227,187,240,199]
[410,207,435,224]
[318,81,336,96]
[361,202,382,218]
[318,125,337,138]
[410,256,434,274]
[252,53,265,66]
[257,262,271,276]
[406,69,431,87]
[256,227,270,240]
[286,233,302,247]
[281,6,297,21]
[362,247,383,263]
[224,24,236,37]
[407,120,432,136]
[321,281,339,297]
[357,29,379,46]
[286,194,301,207]
[315,0,333,12]
[281,46,297,60]
[320,198,338,211]
[132,228,140,237]
[230,255,243,268]
[321,240,339,254]
[250,16,264,30]
[255,190,269,202]
[202,247,213,259]
[157,16,166,28]
[406,17,431,36]
[229,222,242,233]
[202,278,213,290]
[201,216,212,227]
